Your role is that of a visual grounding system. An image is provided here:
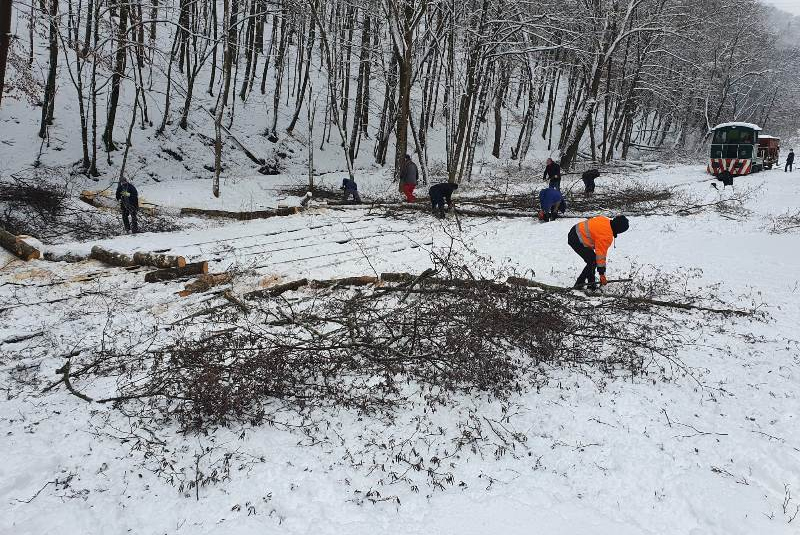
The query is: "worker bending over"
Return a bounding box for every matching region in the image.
[568,215,629,290]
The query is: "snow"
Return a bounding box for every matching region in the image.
[2,164,800,534]
[712,122,763,131]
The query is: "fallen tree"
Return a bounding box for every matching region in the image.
[179,206,302,220]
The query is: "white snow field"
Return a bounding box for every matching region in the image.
[1,164,800,535]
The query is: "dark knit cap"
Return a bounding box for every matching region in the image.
[611,215,629,236]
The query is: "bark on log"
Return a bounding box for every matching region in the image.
[133,251,186,269]
[89,245,136,267]
[144,261,208,283]
[309,276,378,289]
[178,272,232,297]
[0,228,41,260]
[43,250,87,263]
[244,278,309,299]
[380,272,416,283]
[80,190,117,209]
[179,206,302,220]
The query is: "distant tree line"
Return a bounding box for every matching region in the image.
[5,0,799,192]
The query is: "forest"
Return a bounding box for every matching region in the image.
[1,0,798,193]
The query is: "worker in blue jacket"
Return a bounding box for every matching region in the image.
[115,177,139,233]
[341,177,362,203]
[538,187,566,222]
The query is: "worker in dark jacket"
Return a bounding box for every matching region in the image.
[582,169,600,194]
[543,158,562,190]
[538,187,566,222]
[786,149,795,172]
[568,215,629,290]
[341,177,362,204]
[429,182,458,218]
[399,154,419,202]
[115,177,139,233]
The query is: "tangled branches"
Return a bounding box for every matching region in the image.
[460,183,676,216]
[90,267,720,434]
[767,210,800,233]
[0,168,181,241]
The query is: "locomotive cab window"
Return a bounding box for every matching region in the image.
[712,128,756,144]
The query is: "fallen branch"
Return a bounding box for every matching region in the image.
[506,275,750,316]
[222,290,249,312]
[54,359,94,402]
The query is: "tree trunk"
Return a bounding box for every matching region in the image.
[102,0,130,151]
[0,0,13,106]
[38,0,59,138]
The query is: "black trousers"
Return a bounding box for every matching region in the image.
[343,190,361,203]
[430,193,447,217]
[786,161,793,172]
[583,177,596,193]
[543,205,559,222]
[548,178,561,190]
[121,204,139,233]
[568,226,596,288]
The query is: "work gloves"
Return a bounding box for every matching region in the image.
[599,274,608,286]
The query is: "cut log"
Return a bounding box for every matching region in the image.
[80,190,118,210]
[144,261,208,283]
[89,245,136,267]
[309,276,378,289]
[244,278,309,299]
[178,272,233,297]
[43,250,87,263]
[133,251,186,269]
[380,272,416,283]
[179,206,303,220]
[0,227,41,261]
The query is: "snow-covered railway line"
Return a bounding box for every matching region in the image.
[149,214,386,257]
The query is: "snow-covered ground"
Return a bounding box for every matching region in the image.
[2,164,800,534]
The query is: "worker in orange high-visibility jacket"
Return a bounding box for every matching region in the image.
[567,215,629,290]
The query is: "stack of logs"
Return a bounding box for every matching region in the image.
[90,246,226,296]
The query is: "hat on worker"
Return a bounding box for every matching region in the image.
[611,215,629,237]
